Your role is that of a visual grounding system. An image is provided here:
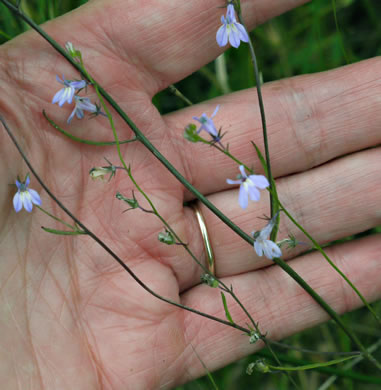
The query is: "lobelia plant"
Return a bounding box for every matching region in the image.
[1,0,381,388]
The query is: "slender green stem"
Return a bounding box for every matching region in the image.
[237,12,275,218]
[331,0,350,64]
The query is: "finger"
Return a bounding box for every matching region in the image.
[74,0,310,94]
[1,0,309,96]
[164,58,381,197]
[179,146,381,287]
[175,234,381,385]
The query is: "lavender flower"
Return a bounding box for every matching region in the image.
[216,4,249,48]
[13,175,41,213]
[52,75,87,107]
[227,165,269,209]
[252,215,282,260]
[67,96,103,124]
[193,105,220,138]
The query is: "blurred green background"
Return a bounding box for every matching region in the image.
[1,0,380,389]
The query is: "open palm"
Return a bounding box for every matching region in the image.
[1,0,381,388]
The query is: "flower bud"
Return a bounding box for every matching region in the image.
[200,273,219,288]
[89,166,113,181]
[158,230,176,245]
[184,124,202,143]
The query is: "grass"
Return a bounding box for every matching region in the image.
[1,0,380,388]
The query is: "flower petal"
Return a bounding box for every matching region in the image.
[216,24,228,47]
[67,107,77,124]
[76,108,84,119]
[22,192,33,212]
[211,105,220,118]
[238,165,247,179]
[259,217,277,240]
[247,185,260,202]
[226,178,241,185]
[25,175,30,187]
[238,184,248,209]
[52,89,64,104]
[13,192,22,212]
[236,23,249,42]
[249,174,269,189]
[254,240,264,257]
[226,4,236,22]
[28,189,42,206]
[228,26,241,48]
[263,240,282,260]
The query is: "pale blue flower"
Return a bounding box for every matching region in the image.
[193,105,220,138]
[13,175,41,213]
[252,215,282,260]
[216,4,249,48]
[227,165,269,209]
[52,75,87,107]
[67,96,103,124]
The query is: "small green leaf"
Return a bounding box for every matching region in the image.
[43,110,135,146]
[221,292,234,324]
[184,123,202,143]
[269,355,358,372]
[42,227,86,235]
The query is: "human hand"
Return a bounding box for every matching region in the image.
[0,0,380,388]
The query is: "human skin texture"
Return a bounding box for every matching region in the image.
[0,0,381,389]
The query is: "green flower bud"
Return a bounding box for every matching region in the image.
[184,124,202,143]
[200,273,219,288]
[158,230,176,245]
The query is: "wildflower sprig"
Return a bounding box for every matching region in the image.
[3,1,380,371]
[1,114,251,336]
[186,104,381,355]
[116,167,279,356]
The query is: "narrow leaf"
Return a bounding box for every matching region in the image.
[270,355,357,372]
[43,110,135,146]
[42,227,86,235]
[221,292,234,325]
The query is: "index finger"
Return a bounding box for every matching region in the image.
[88,0,310,94]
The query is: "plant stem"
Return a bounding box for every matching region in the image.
[237,12,275,219]
[2,1,379,370]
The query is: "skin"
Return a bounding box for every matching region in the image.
[0,0,380,388]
